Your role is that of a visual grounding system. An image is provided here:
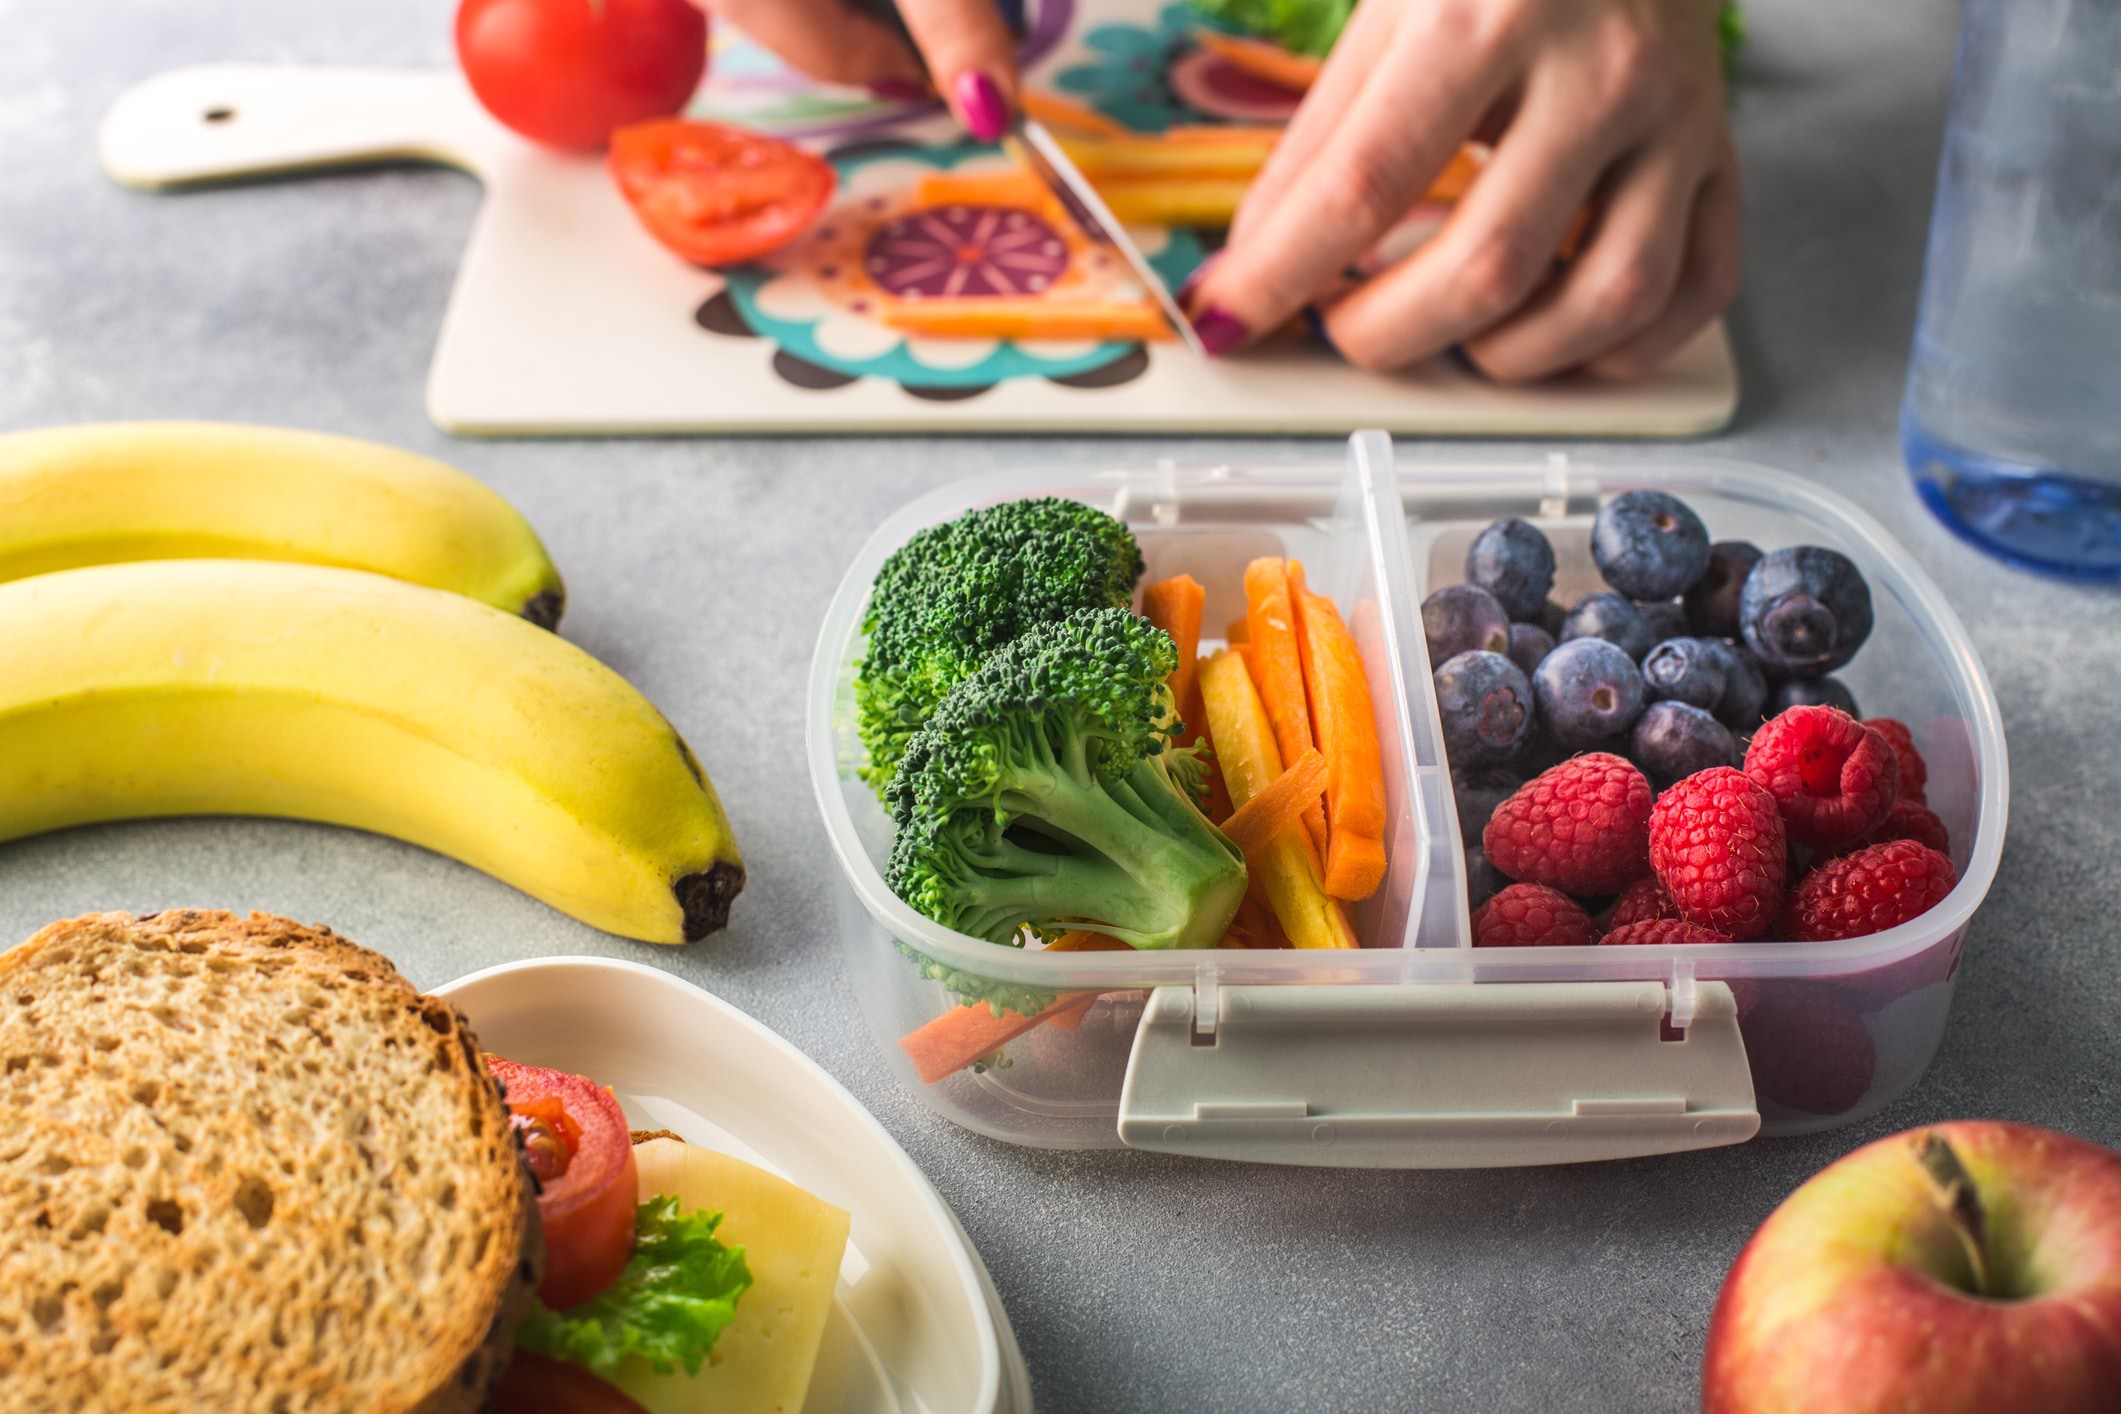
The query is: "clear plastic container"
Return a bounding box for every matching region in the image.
[806,435,2008,1166]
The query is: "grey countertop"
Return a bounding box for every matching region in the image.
[5,1,2118,1410]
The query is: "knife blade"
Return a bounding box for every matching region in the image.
[1008,118,1208,355]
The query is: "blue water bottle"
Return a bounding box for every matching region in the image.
[1901,0,2121,578]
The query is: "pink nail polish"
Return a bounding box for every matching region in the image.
[953,71,1009,143]
[869,78,930,102]
[1192,306,1249,356]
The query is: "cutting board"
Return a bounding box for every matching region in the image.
[96,4,1737,438]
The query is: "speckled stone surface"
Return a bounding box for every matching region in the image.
[4,1,2117,1409]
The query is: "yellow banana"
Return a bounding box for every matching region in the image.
[0,421,565,624]
[0,561,742,942]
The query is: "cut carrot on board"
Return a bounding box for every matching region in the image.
[1191,29,1324,91]
[878,299,1175,342]
[1020,89,1132,139]
[1243,559,1329,854]
[1052,131,1277,180]
[1197,649,1358,950]
[1221,747,1328,863]
[1290,571,1388,901]
[899,991,1099,1085]
[913,170,1052,210]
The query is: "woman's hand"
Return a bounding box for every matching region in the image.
[695,0,1019,140]
[1188,0,1738,381]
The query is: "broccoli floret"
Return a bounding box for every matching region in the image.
[885,608,1247,952]
[1188,0,1355,56]
[857,498,1143,793]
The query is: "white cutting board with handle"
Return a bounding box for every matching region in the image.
[98,61,1737,437]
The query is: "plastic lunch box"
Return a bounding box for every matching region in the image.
[806,433,2008,1168]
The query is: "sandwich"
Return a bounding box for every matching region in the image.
[0,910,853,1414]
[0,910,540,1411]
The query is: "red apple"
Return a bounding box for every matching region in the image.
[1704,1121,2121,1412]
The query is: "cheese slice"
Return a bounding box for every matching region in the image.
[614,1137,852,1414]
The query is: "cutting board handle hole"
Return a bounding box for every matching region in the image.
[201,106,236,124]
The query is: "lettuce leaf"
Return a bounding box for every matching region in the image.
[515,1196,752,1378]
[1188,0,1355,57]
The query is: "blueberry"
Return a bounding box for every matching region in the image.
[1631,701,1738,787]
[1423,584,1511,664]
[1452,766,1523,844]
[1536,599,1569,637]
[1464,519,1557,621]
[1506,622,1555,675]
[1739,546,1873,678]
[1641,637,1728,710]
[1533,637,1646,746]
[1636,600,1688,643]
[1592,490,1713,599]
[1561,591,1655,661]
[1465,845,1503,908]
[1685,541,1763,639]
[1434,651,1534,765]
[1700,638,1769,729]
[1769,674,1860,717]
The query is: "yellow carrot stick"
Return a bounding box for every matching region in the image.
[1197,650,1358,950]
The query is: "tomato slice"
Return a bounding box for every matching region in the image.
[489,1057,639,1310]
[491,1351,649,1413]
[609,120,836,267]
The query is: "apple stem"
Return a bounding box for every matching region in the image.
[1913,1131,1990,1298]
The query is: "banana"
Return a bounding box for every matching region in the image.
[0,421,565,625]
[0,561,742,943]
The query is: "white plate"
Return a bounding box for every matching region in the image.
[436,957,1031,1414]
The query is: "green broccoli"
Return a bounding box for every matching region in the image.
[1188,0,1354,57]
[856,498,1143,793]
[885,608,1247,953]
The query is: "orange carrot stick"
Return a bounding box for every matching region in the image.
[1140,574,1205,719]
[899,992,1098,1084]
[1191,29,1324,91]
[1243,558,1328,854]
[1225,616,1250,646]
[913,169,1054,211]
[1220,748,1328,863]
[1021,90,1132,139]
[879,299,1175,342]
[1289,571,1388,901]
[1046,929,1134,952]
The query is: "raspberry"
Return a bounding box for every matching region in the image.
[1483,753,1653,896]
[1864,717,1928,804]
[1605,874,1681,931]
[1744,705,1899,849]
[1599,919,1730,946]
[1473,884,1596,947]
[1647,767,1787,939]
[1854,798,1950,856]
[1735,982,1876,1115]
[1781,840,1956,941]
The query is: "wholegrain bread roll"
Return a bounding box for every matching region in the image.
[0,911,540,1413]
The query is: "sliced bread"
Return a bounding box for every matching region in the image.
[0,911,540,1413]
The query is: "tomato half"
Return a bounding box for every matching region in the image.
[491,1352,649,1414]
[455,0,707,153]
[609,120,837,267]
[488,1056,639,1309]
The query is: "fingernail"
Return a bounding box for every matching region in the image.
[868,78,931,102]
[1192,306,1250,357]
[953,70,1009,143]
[1176,252,1223,310]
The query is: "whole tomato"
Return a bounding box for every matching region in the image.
[455,0,708,152]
